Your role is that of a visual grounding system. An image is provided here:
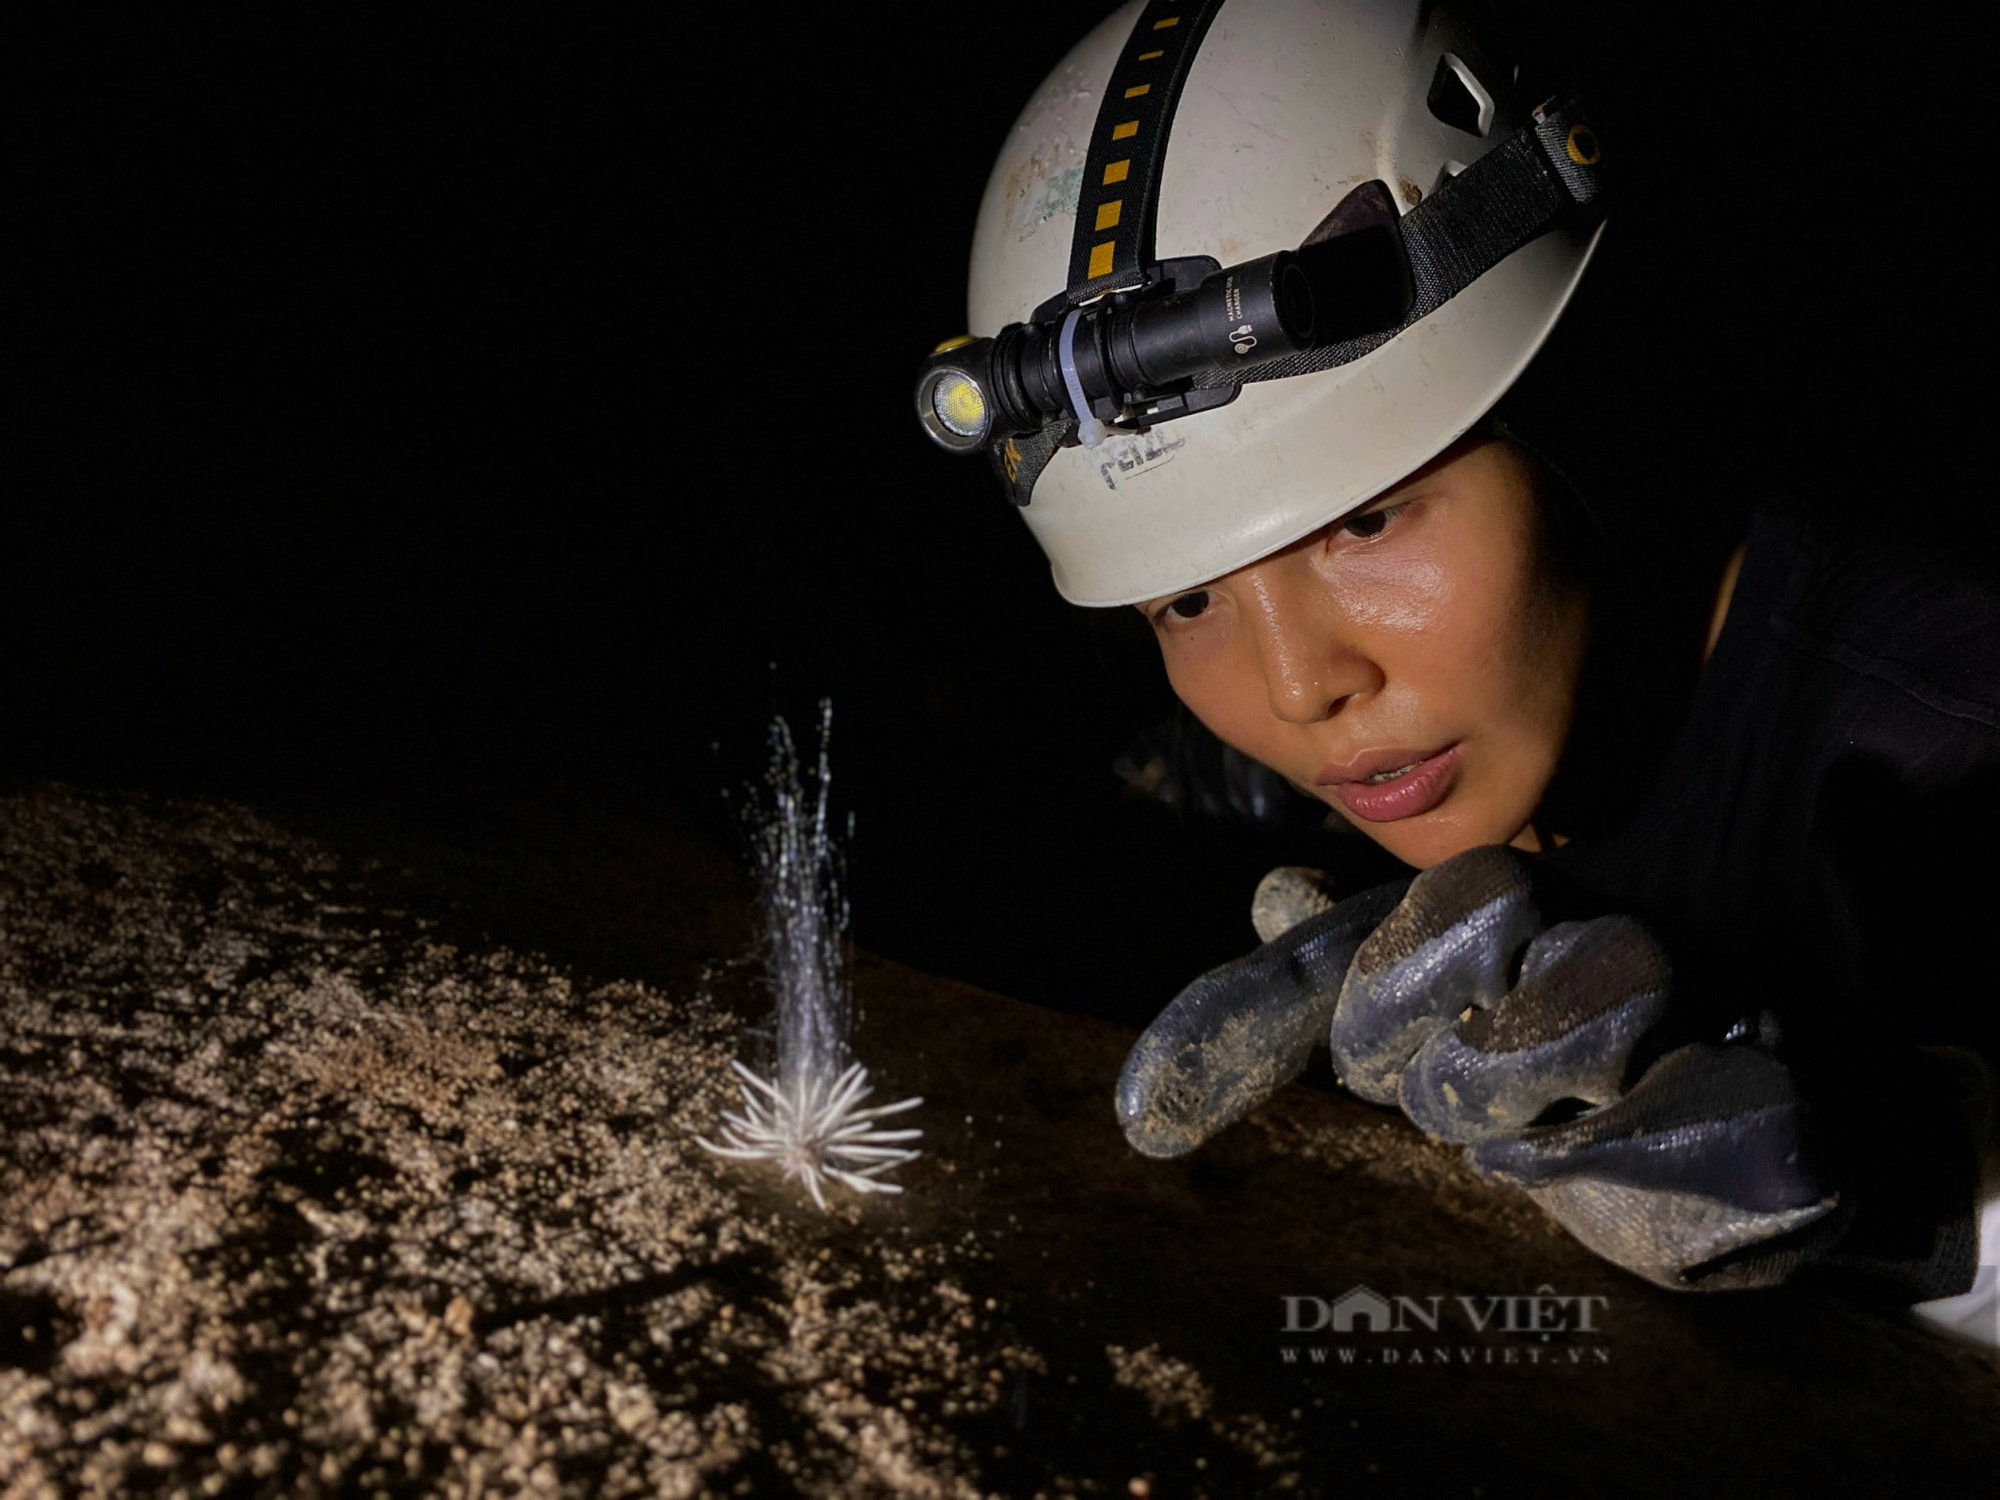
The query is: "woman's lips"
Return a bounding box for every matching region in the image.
[1315,743,1463,823]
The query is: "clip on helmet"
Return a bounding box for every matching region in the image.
[912,0,1607,606]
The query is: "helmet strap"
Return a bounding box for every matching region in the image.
[1065,0,1229,306]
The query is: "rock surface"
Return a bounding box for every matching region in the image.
[1,782,1995,1498]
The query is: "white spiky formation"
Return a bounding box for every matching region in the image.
[696,1059,922,1210]
[698,703,922,1208]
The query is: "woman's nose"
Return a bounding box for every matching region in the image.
[1245,567,1378,724]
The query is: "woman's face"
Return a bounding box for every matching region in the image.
[1138,437,1589,869]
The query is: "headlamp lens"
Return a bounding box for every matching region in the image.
[930,370,988,440]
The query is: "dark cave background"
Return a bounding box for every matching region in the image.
[11,3,1997,1027]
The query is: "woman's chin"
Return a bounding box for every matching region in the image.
[1371,805,1538,871]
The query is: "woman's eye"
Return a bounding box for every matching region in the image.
[1152,592,1208,624]
[1339,506,1396,539]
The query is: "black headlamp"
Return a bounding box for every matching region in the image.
[915,201,1415,461]
[917,250,1312,454]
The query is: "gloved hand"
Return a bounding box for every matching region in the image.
[1118,846,1851,1290]
[1114,873,1409,1160]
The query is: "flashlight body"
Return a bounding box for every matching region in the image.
[916,251,1322,454]
[1113,252,1315,389]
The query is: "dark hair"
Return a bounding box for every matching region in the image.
[1490,415,1606,603]
[1489,306,1750,840]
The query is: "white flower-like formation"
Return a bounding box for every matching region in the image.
[696,1058,922,1211]
[698,704,922,1208]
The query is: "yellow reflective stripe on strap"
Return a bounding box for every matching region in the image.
[1064,0,1225,304]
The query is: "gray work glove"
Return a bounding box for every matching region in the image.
[1118,846,1848,1290]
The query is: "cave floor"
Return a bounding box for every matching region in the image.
[1,777,1994,1498]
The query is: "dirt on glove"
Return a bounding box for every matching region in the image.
[1,776,1994,1499]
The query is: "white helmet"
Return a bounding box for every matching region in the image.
[935,0,1605,606]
